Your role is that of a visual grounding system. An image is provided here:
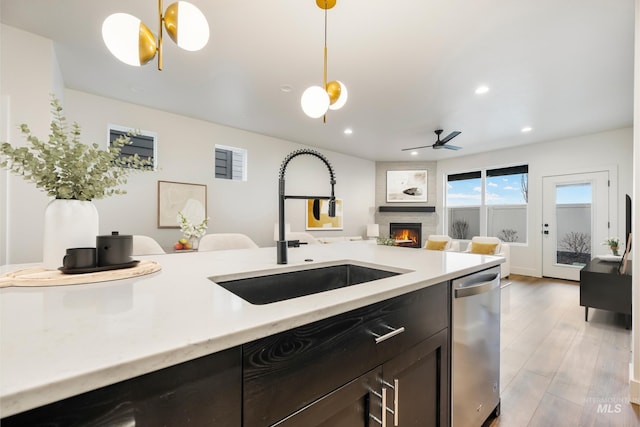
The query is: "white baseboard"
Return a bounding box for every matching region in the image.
[510,267,539,277]
[629,363,640,405]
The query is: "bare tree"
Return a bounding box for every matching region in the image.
[451,219,469,239]
[497,229,518,242]
[559,232,591,255]
[521,174,528,203]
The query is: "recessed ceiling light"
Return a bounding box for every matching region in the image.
[521,126,532,133]
[280,84,292,93]
[410,151,418,156]
[344,128,353,135]
[475,85,489,95]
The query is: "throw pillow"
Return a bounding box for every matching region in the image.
[426,240,448,251]
[470,242,498,255]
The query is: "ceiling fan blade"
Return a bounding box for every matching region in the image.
[439,131,461,144]
[440,144,462,150]
[401,144,433,151]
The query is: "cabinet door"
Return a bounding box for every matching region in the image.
[274,367,383,427]
[1,347,242,427]
[382,329,449,427]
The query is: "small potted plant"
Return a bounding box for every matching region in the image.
[603,237,620,256]
[176,211,209,250]
[0,96,153,268]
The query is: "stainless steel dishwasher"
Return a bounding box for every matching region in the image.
[452,266,501,427]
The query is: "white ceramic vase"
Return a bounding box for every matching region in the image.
[43,199,99,269]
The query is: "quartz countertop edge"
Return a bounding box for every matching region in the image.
[0,243,503,417]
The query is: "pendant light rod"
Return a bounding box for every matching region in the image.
[323,1,328,89]
[323,3,328,122]
[158,0,164,70]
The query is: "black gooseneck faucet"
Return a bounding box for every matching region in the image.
[277,149,336,264]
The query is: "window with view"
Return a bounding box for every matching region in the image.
[486,165,528,243]
[109,125,156,168]
[446,171,481,240]
[446,165,528,243]
[215,144,247,181]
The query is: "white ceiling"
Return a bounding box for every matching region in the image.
[1,0,634,161]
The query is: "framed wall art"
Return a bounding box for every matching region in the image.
[306,198,343,230]
[386,170,428,202]
[157,180,207,228]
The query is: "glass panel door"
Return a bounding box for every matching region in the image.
[542,172,609,281]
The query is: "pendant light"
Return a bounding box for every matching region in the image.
[102,0,209,70]
[301,0,348,120]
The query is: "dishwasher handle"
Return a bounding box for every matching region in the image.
[454,272,500,298]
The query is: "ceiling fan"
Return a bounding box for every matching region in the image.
[402,129,462,151]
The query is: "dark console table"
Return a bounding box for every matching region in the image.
[580,259,632,329]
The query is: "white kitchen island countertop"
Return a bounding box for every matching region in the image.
[0,243,502,417]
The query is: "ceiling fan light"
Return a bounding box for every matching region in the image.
[164,2,210,51]
[301,86,330,118]
[327,80,348,110]
[102,13,157,66]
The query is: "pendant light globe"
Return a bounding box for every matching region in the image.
[327,80,348,110]
[164,1,210,51]
[102,13,157,66]
[301,86,330,118]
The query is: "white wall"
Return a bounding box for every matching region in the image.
[437,127,633,277]
[0,25,376,264]
[66,90,375,250]
[0,24,65,265]
[629,0,639,405]
[374,161,439,242]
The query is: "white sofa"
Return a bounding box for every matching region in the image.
[461,236,511,278]
[423,235,460,251]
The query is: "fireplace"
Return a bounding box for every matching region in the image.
[389,222,422,248]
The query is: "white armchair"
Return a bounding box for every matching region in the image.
[132,235,166,255]
[423,235,460,251]
[463,236,510,278]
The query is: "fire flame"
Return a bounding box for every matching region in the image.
[394,229,418,243]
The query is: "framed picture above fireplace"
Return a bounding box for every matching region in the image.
[386,170,428,202]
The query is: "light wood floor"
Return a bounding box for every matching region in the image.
[487,274,640,427]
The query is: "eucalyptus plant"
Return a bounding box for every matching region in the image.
[0,96,152,200]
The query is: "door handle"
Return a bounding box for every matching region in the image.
[454,278,500,298]
[383,379,399,426]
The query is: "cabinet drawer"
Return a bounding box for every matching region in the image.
[243,281,448,427]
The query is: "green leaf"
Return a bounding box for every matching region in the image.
[0,95,153,200]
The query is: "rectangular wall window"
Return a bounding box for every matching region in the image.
[486,165,528,243]
[446,171,481,239]
[215,144,247,181]
[446,165,528,244]
[108,125,157,168]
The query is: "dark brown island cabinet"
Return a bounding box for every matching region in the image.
[2,282,449,426]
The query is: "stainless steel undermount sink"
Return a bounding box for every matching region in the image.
[210,263,403,305]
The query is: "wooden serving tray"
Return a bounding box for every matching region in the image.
[0,260,161,288]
